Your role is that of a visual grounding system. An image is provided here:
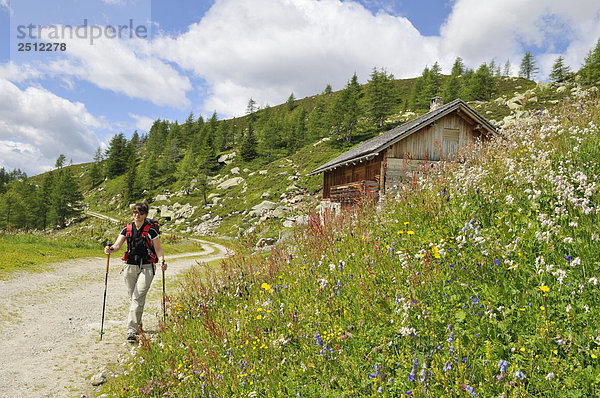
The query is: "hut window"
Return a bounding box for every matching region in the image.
[443,128,459,159]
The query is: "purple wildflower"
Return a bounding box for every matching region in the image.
[513,371,526,380]
[498,360,508,373]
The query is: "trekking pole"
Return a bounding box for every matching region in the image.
[162,265,167,324]
[100,249,111,341]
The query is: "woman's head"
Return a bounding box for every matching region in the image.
[133,202,149,218]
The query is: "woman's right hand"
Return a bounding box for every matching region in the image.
[104,246,112,255]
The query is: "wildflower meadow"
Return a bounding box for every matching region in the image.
[104,90,600,397]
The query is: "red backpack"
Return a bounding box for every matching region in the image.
[122,219,160,264]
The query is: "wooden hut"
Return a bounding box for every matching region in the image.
[309,98,496,203]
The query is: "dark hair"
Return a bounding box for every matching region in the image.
[134,201,149,215]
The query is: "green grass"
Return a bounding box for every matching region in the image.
[101,91,600,397]
[0,232,99,277]
[0,225,216,279]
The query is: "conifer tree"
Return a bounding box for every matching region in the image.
[366,67,397,128]
[412,63,442,110]
[469,63,496,101]
[549,56,572,83]
[519,51,539,80]
[105,133,129,177]
[240,125,258,162]
[37,172,54,230]
[580,38,600,85]
[451,57,465,76]
[307,97,329,141]
[175,149,197,187]
[49,168,83,228]
[123,142,138,205]
[89,147,104,186]
[286,93,296,111]
[329,73,361,143]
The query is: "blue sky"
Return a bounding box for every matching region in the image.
[1,0,600,176]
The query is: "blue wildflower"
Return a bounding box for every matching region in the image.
[443,362,452,372]
[408,358,419,382]
[314,333,323,347]
[498,360,508,373]
[494,259,500,266]
[513,371,526,380]
[565,256,573,262]
[447,331,454,343]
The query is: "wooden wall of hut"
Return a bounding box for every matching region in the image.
[387,112,480,161]
[322,154,383,199]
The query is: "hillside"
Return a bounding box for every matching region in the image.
[100,86,600,396]
[80,76,572,241]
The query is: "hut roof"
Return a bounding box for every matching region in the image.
[309,99,496,175]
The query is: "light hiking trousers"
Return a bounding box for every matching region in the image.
[122,263,155,335]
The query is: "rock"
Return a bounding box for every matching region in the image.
[272,205,291,218]
[289,195,303,204]
[161,209,175,220]
[506,99,521,110]
[556,85,568,94]
[174,203,195,219]
[283,220,294,228]
[91,372,107,386]
[250,201,277,217]
[231,167,240,175]
[217,177,244,190]
[256,237,277,248]
[148,208,159,219]
[287,175,299,181]
[155,194,168,202]
[536,82,551,90]
[261,191,272,199]
[258,170,268,175]
[217,152,236,164]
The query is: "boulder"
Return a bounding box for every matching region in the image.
[283,220,294,228]
[556,85,568,94]
[231,167,240,175]
[217,177,244,190]
[256,237,276,248]
[272,205,291,218]
[155,194,168,202]
[148,208,159,219]
[91,372,107,386]
[217,152,236,164]
[174,203,195,219]
[261,191,272,199]
[250,201,277,217]
[161,209,175,221]
[258,170,268,175]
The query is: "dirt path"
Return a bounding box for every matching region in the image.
[0,240,231,398]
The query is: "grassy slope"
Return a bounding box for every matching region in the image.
[103,90,600,397]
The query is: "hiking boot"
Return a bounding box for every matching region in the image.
[127,333,137,342]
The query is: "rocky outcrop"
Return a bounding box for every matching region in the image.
[217,177,244,190]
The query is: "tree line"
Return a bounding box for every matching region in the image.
[0,158,83,230]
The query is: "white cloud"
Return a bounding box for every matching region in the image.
[154,0,439,117]
[0,78,103,175]
[0,62,43,82]
[440,0,600,77]
[128,113,155,133]
[43,34,192,109]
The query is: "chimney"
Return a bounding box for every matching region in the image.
[430,96,443,112]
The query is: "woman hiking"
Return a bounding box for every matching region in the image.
[104,201,167,341]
